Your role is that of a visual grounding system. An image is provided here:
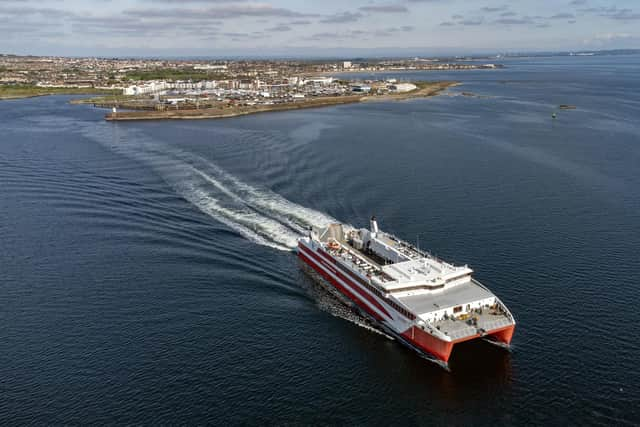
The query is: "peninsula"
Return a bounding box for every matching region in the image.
[103,81,458,122]
[1,54,493,120]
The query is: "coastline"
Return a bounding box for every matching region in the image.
[104,81,459,122]
[0,87,119,101]
[0,95,45,101]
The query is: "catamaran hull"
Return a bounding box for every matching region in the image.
[297,242,515,365]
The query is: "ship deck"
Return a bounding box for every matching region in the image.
[396,280,513,340]
[396,280,493,313]
[429,312,513,341]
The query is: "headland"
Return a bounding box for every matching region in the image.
[1,55,487,120]
[102,81,458,122]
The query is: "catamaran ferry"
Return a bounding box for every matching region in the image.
[297,217,515,367]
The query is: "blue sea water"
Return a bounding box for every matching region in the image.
[1,55,639,425]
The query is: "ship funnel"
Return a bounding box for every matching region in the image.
[370,216,379,235]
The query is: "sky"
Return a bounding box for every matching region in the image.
[1,0,639,57]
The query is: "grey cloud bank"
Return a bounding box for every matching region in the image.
[1,0,639,56]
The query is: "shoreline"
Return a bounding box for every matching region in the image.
[0,88,119,101]
[0,94,45,101]
[104,81,459,122]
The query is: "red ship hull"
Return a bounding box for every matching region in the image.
[298,242,514,364]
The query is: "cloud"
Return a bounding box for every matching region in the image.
[304,32,340,41]
[583,31,640,48]
[265,23,291,32]
[592,32,635,40]
[460,18,484,25]
[143,0,249,2]
[144,0,248,2]
[579,6,640,21]
[0,5,71,18]
[440,16,485,26]
[381,25,415,32]
[315,2,410,27]
[359,4,409,14]
[319,11,363,23]
[2,0,639,55]
[549,13,574,19]
[608,10,640,21]
[492,16,534,25]
[303,26,413,42]
[481,6,509,13]
[123,4,315,20]
[67,10,224,39]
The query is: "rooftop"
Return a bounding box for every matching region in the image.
[381,258,472,285]
[397,279,494,314]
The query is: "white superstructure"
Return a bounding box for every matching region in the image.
[298,217,516,366]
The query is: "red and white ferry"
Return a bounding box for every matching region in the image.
[298,217,515,367]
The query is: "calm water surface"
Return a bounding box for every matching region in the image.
[1,56,639,425]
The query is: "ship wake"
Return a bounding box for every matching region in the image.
[299,261,394,340]
[88,126,336,251]
[87,124,387,336]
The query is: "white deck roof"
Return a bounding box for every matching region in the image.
[396,280,494,315]
[382,258,462,282]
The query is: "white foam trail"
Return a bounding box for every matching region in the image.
[88,126,336,251]
[184,186,294,251]
[83,124,388,339]
[183,153,336,233]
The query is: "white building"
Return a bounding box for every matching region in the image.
[123,80,220,95]
[123,80,171,96]
[302,76,334,86]
[193,64,228,71]
[389,83,417,93]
